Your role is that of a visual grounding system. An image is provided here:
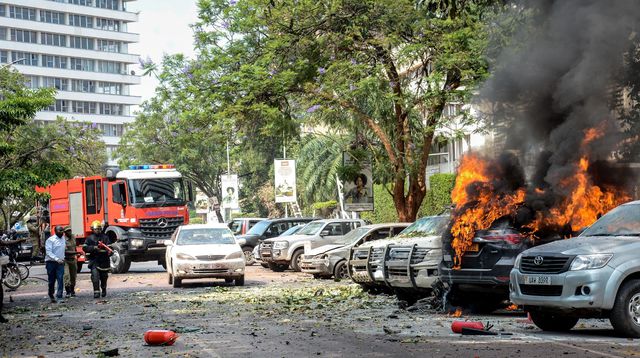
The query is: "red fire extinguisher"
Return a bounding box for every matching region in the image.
[144,330,179,346]
[451,320,485,333]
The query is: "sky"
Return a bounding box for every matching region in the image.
[127,0,199,104]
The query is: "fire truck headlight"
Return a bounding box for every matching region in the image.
[131,239,144,247]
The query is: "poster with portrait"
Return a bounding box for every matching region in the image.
[274,159,296,203]
[342,153,374,212]
[195,190,209,214]
[220,174,239,209]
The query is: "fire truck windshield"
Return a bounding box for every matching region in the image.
[127,178,188,207]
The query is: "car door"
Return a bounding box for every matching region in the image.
[310,222,344,249]
[166,229,179,273]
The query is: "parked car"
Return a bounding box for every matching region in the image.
[235,217,318,265]
[261,219,365,272]
[228,217,266,236]
[254,224,306,268]
[439,217,531,312]
[164,224,245,288]
[300,223,410,279]
[510,201,640,337]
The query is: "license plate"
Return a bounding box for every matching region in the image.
[525,275,552,285]
[466,243,480,252]
[204,263,222,269]
[156,240,165,244]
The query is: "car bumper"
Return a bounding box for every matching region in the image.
[509,266,614,310]
[174,258,245,279]
[300,258,331,275]
[349,258,386,284]
[384,260,439,289]
[439,263,513,287]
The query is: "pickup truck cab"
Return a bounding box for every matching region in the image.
[510,201,640,337]
[261,219,365,272]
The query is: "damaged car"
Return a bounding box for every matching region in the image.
[300,223,410,279]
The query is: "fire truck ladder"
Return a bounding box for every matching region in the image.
[290,202,303,218]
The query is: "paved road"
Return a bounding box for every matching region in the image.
[1,262,638,357]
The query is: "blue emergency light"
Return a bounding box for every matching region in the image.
[128,164,175,170]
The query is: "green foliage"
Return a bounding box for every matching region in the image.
[420,173,456,216]
[360,185,399,224]
[311,201,338,210]
[298,134,346,203]
[0,67,106,229]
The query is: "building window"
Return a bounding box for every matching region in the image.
[0,5,5,17]
[70,57,94,72]
[99,123,123,137]
[24,75,39,89]
[95,18,120,31]
[69,0,93,6]
[43,55,67,69]
[11,52,38,66]
[97,60,122,74]
[8,6,36,21]
[72,101,96,114]
[71,79,95,93]
[0,27,6,41]
[0,50,7,63]
[69,14,93,28]
[45,99,69,112]
[99,103,122,115]
[443,103,463,117]
[96,0,119,11]
[97,39,120,53]
[43,77,68,91]
[98,82,121,95]
[41,32,66,47]
[69,36,94,50]
[40,10,65,24]
[10,29,37,43]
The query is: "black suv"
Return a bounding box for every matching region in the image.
[439,218,531,312]
[235,217,318,265]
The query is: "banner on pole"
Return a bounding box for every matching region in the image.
[220,174,239,209]
[274,159,296,203]
[342,153,374,212]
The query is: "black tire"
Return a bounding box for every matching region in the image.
[610,279,640,338]
[333,260,349,280]
[109,243,131,274]
[159,259,167,270]
[260,263,269,268]
[173,277,182,288]
[235,275,245,286]
[3,264,22,289]
[77,262,83,273]
[168,273,173,285]
[290,249,304,272]
[225,278,233,283]
[529,310,579,332]
[17,263,29,280]
[268,262,287,272]
[242,246,255,266]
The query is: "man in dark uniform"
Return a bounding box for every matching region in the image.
[83,221,113,299]
[63,226,77,298]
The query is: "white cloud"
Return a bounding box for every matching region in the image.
[127,0,199,105]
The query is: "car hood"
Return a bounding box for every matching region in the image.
[357,235,442,250]
[264,234,315,244]
[236,234,260,241]
[306,244,345,256]
[172,244,241,257]
[523,236,640,256]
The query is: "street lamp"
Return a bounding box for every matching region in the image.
[0,58,26,69]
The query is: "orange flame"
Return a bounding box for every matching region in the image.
[449,308,463,317]
[506,304,518,311]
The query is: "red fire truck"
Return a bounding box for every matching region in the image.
[38,165,192,273]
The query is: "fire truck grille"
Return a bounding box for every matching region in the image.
[139,217,184,239]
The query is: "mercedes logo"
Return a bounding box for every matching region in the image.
[533,256,544,266]
[157,218,168,228]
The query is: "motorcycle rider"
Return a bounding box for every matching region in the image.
[62,226,77,298]
[83,221,113,299]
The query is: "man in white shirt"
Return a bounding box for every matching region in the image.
[45,226,66,303]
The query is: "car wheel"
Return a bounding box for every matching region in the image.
[260,263,269,268]
[109,243,131,274]
[168,273,173,285]
[235,275,245,286]
[333,260,349,280]
[172,277,182,288]
[242,246,255,266]
[290,250,304,272]
[268,263,287,272]
[610,279,640,338]
[159,259,167,270]
[225,278,233,283]
[529,310,579,332]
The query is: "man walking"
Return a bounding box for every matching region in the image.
[63,226,77,298]
[45,226,66,303]
[83,221,113,299]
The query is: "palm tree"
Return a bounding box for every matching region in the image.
[298,133,347,204]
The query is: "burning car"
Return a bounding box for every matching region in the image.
[300,223,409,279]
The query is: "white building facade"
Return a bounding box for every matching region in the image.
[0,0,140,163]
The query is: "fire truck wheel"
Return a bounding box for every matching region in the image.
[110,244,131,274]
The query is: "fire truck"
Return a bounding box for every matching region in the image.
[37,165,192,273]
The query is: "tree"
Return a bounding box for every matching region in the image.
[0,67,106,230]
[193,0,503,221]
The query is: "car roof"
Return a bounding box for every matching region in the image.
[180,224,231,230]
[232,217,267,221]
[264,217,320,223]
[361,223,412,229]
[310,218,365,223]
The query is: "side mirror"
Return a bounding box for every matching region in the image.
[320,230,330,237]
[163,239,173,246]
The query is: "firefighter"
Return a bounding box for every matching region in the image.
[83,221,113,299]
[62,226,77,298]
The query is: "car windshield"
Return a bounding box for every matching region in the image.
[297,222,325,235]
[229,220,242,235]
[176,228,235,245]
[580,204,640,237]
[279,224,304,237]
[128,178,187,206]
[246,220,271,236]
[333,227,369,245]
[397,216,449,238]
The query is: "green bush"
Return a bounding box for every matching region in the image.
[360,185,399,224]
[312,200,338,210]
[420,173,456,216]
